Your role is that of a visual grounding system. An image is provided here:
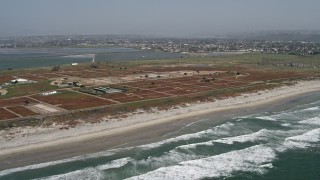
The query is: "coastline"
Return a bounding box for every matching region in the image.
[1,80,320,170]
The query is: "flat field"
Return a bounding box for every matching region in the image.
[0,97,37,108]
[7,106,39,117]
[31,90,115,110]
[0,108,18,120]
[0,53,319,122]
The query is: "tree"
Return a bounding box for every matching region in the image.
[91,64,98,68]
[52,65,60,71]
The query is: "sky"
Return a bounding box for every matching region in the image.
[0,0,320,37]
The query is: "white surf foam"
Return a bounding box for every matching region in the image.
[286,128,320,143]
[301,106,320,111]
[37,167,103,180]
[281,123,291,127]
[299,117,320,126]
[278,128,320,152]
[255,116,276,121]
[177,128,304,150]
[213,129,270,144]
[184,118,210,127]
[137,150,201,169]
[126,145,276,180]
[35,157,131,180]
[177,129,271,150]
[177,140,214,150]
[34,157,131,179]
[0,151,114,177]
[138,122,234,149]
[97,157,131,170]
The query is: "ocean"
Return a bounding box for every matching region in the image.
[0,92,320,179]
[0,47,183,70]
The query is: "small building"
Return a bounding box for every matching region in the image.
[94,87,126,94]
[94,87,109,94]
[11,78,28,83]
[42,90,57,96]
[72,63,78,66]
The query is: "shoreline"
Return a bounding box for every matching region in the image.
[1,80,320,170]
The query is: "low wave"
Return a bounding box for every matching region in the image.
[277,128,320,152]
[38,168,103,180]
[301,106,320,111]
[255,116,277,121]
[138,122,234,149]
[0,151,115,177]
[127,145,276,180]
[299,117,320,125]
[286,128,320,143]
[97,158,132,170]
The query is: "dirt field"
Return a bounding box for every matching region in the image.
[112,95,143,103]
[0,97,37,108]
[7,106,39,117]
[0,108,18,120]
[0,75,14,84]
[31,90,115,110]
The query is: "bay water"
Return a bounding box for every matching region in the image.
[0,47,183,70]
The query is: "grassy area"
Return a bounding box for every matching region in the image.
[2,53,320,75]
[1,81,58,99]
[31,90,114,110]
[108,53,320,74]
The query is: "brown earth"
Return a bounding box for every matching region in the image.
[7,106,39,117]
[31,90,115,110]
[0,108,18,120]
[0,97,37,108]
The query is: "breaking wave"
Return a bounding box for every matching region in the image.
[127,145,276,180]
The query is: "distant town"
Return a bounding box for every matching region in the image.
[1,31,320,56]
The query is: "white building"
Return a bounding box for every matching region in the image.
[10,78,28,83]
[42,90,57,96]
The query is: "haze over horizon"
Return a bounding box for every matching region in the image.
[1,0,320,37]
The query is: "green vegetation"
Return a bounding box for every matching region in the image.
[1,81,58,99]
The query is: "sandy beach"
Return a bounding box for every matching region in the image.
[1,80,320,170]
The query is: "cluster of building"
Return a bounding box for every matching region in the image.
[0,78,34,96]
[80,86,126,95]
[51,78,83,88]
[1,34,320,56]
[128,39,320,56]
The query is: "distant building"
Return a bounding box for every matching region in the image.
[10,78,28,83]
[42,90,57,96]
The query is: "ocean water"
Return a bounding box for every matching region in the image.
[0,47,183,70]
[1,93,320,179]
